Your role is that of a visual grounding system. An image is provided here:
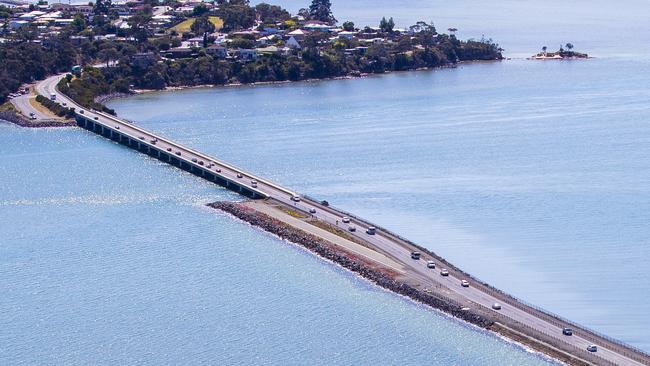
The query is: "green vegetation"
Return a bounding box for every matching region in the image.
[35,94,76,117]
[534,43,588,58]
[0,0,502,107]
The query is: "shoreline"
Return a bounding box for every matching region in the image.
[0,110,74,128]
[208,200,608,366]
[100,63,465,103]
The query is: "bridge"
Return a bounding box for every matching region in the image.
[36,73,650,366]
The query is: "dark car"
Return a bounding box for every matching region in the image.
[562,328,573,336]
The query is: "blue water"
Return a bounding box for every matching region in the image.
[0,124,556,365]
[104,57,650,351]
[3,0,650,363]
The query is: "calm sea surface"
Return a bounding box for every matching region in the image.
[2,0,650,364]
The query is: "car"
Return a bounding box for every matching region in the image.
[62,102,67,106]
[348,226,356,232]
[176,151,181,156]
[191,158,198,163]
[562,328,573,336]
[342,217,351,224]
[366,227,376,235]
[426,260,436,269]
[139,136,145,140]
[411,251,421,260]
[79,110,84,114]
[115,125,120,129]
[167,148,172,152]
[587,345,597,353]
[93,116,98,120]
[492,303,502,310]
[321,200,329,206]
[461,280,470,287]
[440,269,449,276]
[198,161,204,166]
[29,112,35,117]
[216,168,222,173]
[291,196,300,202]
[237,173,243,178]
[251,179,258,188]
[309,208,316,214]
[30,115,37,120]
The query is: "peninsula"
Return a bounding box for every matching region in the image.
[1,0,501,121]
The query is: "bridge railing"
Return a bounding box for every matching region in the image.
[301,194,650,364]
[91,110,299,199]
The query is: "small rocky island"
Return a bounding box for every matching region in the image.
[530,43,588,59]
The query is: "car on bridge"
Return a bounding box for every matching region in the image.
[562,328,573,336]
[440,269,449,276]
[342,217,350,223]
[411,251,421,260]
[427,260,435,268]
[348,226,356,232]
[367,227,376,235]
[587,345,597,352]
[461,280,470,287]
[492,303,502,310]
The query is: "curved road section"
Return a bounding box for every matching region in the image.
[38,73,649,366]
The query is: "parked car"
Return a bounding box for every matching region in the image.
[426,260,436,269]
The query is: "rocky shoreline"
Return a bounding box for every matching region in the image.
[0,110,73,128]
[208,201,494,328]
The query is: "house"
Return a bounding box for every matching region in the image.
[165,47,196,58]
[257,34,278,46]
[287,29,306,41]
[9,20,29,29]
[285,36,301,49]
[206,44,227,58]
[303,20,334,32]
[131,52,156,67]
[337,31,357,40]
[256,45,282,56]
[234,48,257,62]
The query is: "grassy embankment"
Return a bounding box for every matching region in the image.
[169,17,223,33]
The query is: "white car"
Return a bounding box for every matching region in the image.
[426,260,436,269]
[587,345,597,352]
[342,217,351,223]
[440,269,449,276]
[461,280,470,287]
[492,303,502,310]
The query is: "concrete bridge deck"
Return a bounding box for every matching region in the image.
[37,73,650,366]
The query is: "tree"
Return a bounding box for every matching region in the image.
[542,46,547,55]
[98,47,118,67]
[218,3,255,31]
[342,21,355,31]
[565,43,574,51]
[255,3,290,23]
[192,4,209,17]
[191,15,216,35]
[447,27,457,34]
[308,0,336,24]
[379,17,394,33]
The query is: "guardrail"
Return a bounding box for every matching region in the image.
[92,110,298,199]
[301,194,650,365]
